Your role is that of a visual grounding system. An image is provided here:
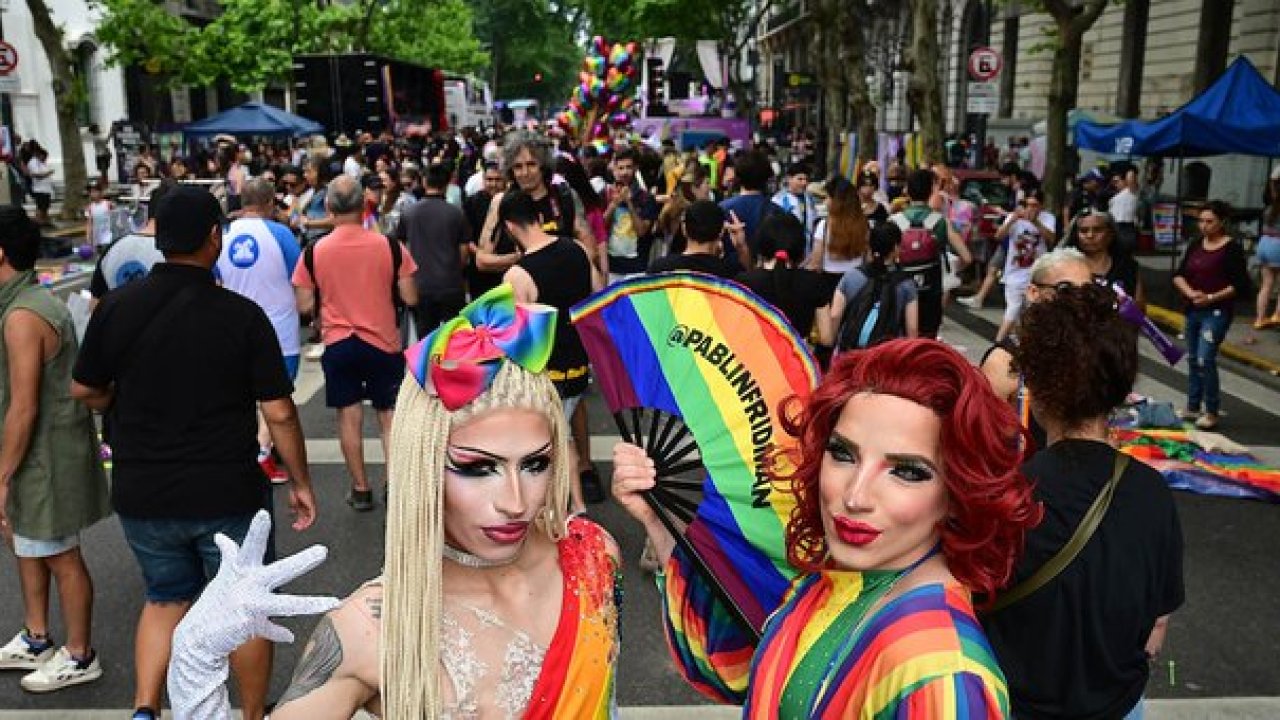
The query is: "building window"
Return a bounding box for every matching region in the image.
[73,41,100,128]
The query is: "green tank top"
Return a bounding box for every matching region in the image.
[0,272,110,540]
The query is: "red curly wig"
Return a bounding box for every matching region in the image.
[778,338,1043,601]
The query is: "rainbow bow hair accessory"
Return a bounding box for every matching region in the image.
[405,284,557,410]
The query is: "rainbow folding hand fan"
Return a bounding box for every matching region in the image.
[571,273,819,636]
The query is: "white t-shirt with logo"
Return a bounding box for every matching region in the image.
[1002,211,1055,288]
[216,217,303,357]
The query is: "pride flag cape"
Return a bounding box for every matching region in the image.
[572,273,819,634]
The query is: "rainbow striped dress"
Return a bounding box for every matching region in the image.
[660,547,1010,719]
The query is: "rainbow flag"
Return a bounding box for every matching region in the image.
[1114,427,1280,502]
[572,273,818,632]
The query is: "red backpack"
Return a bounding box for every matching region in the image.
[890,211,944,269]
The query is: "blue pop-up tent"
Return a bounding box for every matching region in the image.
[183,102,324,138]
[1075,56,1280,158]
[1075,56,1280,266]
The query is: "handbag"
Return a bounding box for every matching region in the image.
[987,453,1129,614]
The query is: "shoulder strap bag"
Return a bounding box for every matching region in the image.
[987,453,1129,614]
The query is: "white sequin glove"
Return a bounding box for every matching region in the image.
[169,510,339,720]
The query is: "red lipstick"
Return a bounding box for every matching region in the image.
[483,522,530,545]
[833,517,881,546]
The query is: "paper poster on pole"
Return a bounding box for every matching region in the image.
[1152,202,1180,246]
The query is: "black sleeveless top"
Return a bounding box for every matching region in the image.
[518,238,592,396]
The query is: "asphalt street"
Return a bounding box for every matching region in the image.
[0,305,1277,715]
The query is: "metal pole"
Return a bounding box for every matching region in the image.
[1172,154,1182,276]
[976,0,993,169]
[0,2,11,206]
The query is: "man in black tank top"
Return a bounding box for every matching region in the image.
[499,190,595,511]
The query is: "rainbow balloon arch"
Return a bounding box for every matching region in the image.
[556,36,640,154]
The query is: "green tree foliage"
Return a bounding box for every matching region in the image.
[91,0,488,93]
[468,0,580,100]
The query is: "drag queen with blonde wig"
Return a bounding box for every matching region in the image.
[167,285,622,720]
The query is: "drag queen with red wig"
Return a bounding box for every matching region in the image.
[614,338,1042,718]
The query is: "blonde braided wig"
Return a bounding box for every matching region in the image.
[380,361,572,719]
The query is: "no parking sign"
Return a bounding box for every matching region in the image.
[968,47,1002,82]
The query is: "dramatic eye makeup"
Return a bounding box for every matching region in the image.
[446,442,554,478]
[825,435,858,464]
[826,432,939,482]
[887,458,936,483]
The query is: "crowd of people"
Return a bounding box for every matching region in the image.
[10,115,1269,720]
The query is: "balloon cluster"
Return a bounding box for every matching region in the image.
[557,36,639,151]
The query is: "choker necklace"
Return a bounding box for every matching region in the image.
[442,543,518,569]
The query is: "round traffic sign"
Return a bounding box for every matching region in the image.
[0,41,16,76]
[968,47,1002,82]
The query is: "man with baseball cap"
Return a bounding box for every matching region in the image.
[71,186,318,720]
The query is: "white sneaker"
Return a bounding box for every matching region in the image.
[957,296,982,308]
[0,631,55,670]
[304,344,325,361]
[19,647,102,692]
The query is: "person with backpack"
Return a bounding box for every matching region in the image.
[291,175,419,512]
[828,222,919,354]
[887,169,971,339]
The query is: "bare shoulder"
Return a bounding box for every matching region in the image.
[271,583,383,719]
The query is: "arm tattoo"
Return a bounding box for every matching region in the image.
[365,596,382,620]
[277,616,343,707]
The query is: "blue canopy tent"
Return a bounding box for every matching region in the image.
[1075,56,1280,265]
[1075,57,1280,157]
[183,102,324,138]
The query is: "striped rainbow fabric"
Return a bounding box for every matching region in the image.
[524,517,619,719]
[748,574,1009,719]
[572,273,819,632]
[660,546,1011,719]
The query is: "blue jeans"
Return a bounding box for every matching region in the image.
[1185,308,1231,415]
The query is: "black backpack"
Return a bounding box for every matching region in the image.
[835,270,907,352]
[302,235,405,322]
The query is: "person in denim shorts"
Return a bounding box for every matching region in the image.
[72,186,319,720]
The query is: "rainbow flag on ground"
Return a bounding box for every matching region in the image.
[1114,427,1280,502]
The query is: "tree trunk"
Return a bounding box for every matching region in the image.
[812,0,845,170]
[1115,0,1149,117]
[27,0,88,221]
[1042,0,1109,219]
[1044,21,1082,221]
[840,2,877,164]
[905,0,944,165]
[998,11,1018,117]
[1193,0,1234,93]
[844,16,875,163]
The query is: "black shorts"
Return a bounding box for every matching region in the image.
[32,192,51,212]
[321,335,405,410]
[917,291,943,339]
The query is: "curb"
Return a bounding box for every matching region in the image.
[1147,304,1280,377]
